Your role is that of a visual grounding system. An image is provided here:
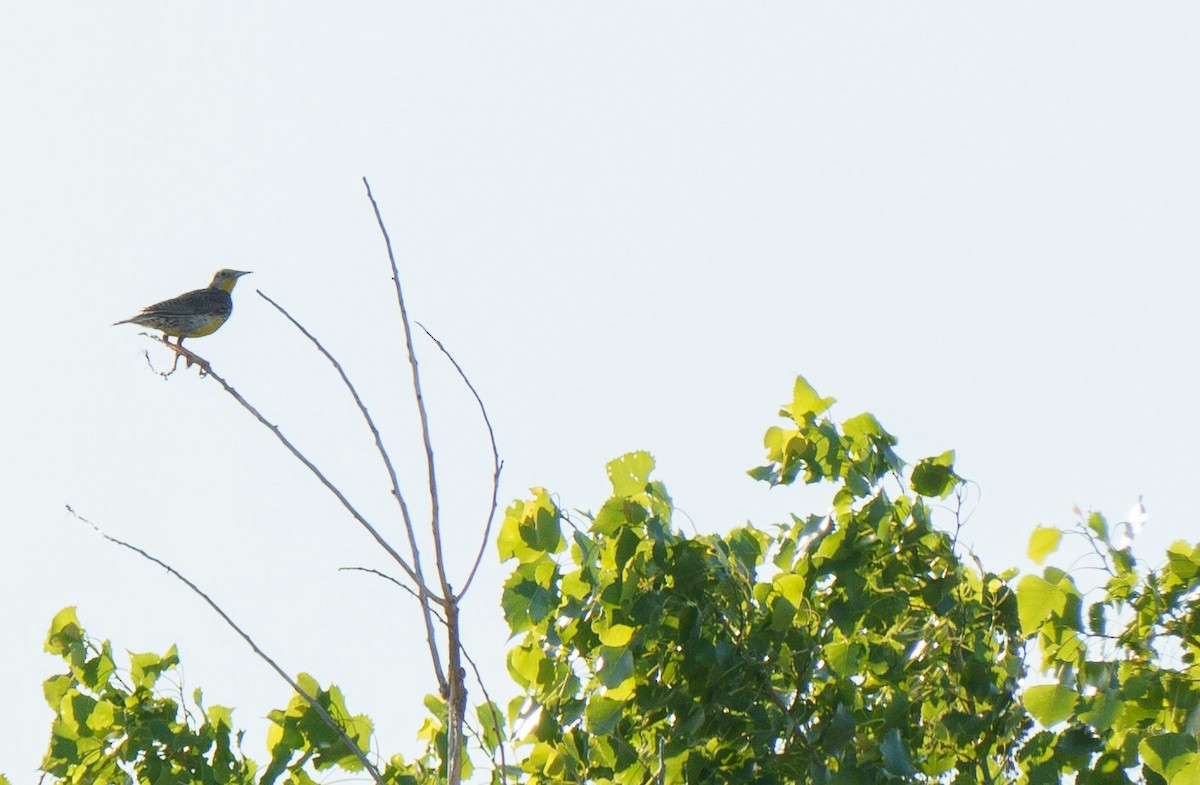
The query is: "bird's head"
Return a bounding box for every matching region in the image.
[209,269,252,293]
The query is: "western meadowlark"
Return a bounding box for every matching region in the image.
[114,268,251,369]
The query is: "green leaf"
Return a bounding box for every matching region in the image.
[42,675,72,710]
[1086,511,1109,541]
[1016,574,1066,635]
[596,646,634,689]
[476,701,505,754]
[1027,526,1062,565]
[773,573,806,608]
[585,696,623,736]
[507,643,544,689]
[825,638,861,675]
[1141,734,1200,782]
[129,645,179,690]
[501,572,560,630]
[910,450,958,498]
[598,623,635,647]
[787,376,835,421]
[1169,756,1200,785]
[607,451,655,497]
[1080,689,1121,731]
[842,412,884,442]
[880,728,918,777]
[44,607,82,655]
[1023,684,1077,727]
[497,489,563,563]
[85,699,115,731]
[1166,541,1200,581]
[747,464,777,483]
[206,703,234,730]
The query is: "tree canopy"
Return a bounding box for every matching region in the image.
[33,376,1200,784]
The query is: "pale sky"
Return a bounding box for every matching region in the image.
[3,4,1199,780]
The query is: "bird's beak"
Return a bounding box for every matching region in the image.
[235,270,252,277]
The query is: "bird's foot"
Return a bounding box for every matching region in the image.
[157,337,212,377]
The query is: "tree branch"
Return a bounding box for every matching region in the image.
[66,506,386,785]
[196,360,442,609]
[414,321,503,601]
[256,288,447,688]
[363,176,465,783]
[343,564,509,784]
[362,179,449,593]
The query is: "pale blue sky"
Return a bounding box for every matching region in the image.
[3,3,1198,780]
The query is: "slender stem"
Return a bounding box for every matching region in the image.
[460,635,509,785]
[344,565,509,784]
[199,362,442,609]
[414,321,503,601]
[363,177,463,783]
[362,179,451,597]
[340,566,445,624]
[67,507,386,785]
[444,601,466,782]
[256,288,447,687]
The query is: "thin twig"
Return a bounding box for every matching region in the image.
[343,564,509,783]
[460,635,510,785]
[197,361,441,608]
[137,334,206,378]
[339,566,447,626]
[363,179,451,597]
[363,176,465,783]
[66,506,386,785]
[415,321,503,601]
[256,288,448,687]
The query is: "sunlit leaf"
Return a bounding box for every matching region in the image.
[1016,574,1065,635]
[1023,684,1077,727]
[1027,526,1062,565]
[1141,734,1200,782]
[788,375,836,420]
[598,623,635,647]
[607,451,655,497]
[44,607,82,655]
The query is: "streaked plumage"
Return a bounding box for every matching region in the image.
[114,269,251,342]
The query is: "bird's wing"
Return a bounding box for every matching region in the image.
[137,288,230,317]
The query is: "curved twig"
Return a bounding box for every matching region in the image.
[340,566,445,624]
[363,177,465,782]
[66,507,386,785]
[256,288,448,686]
[343,564,508,784]
[362,180,449,594]
[414,321,503,601]
[197,362,440,608]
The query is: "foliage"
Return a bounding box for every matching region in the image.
[498,377,1029,783]
[38,375,1200,783]
[1017,513,1200,784]
[38,607,445,785]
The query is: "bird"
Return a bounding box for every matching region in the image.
[114,268,251,368]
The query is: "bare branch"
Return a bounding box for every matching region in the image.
[459,635,510,785]
[414,321,503,602]
[197,361,442,610]
[339,566,447,626]
[256,288,448,688]
[363,177,465,782]
[66,506,386,785]
[362,179,450,594]
[344,564,509,783]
